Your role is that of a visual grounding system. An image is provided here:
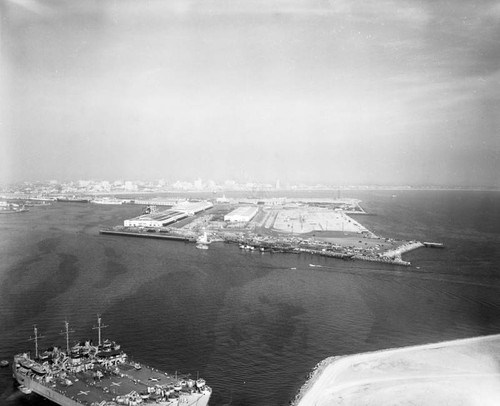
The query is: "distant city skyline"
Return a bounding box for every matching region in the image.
[1,0,499,188]
[2,177,497,193]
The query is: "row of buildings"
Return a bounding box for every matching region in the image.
[123,202,260,228]
[124,201,214,228]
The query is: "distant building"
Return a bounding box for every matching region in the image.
[133,198,184,207]
[124,210,188,228]
[124,181,137,191]
[123,200,213,227]
[172,200,213,215]
[194,178,203,190]
[78,180,91,188]
[216,194,230,203]
[224,206,258,223]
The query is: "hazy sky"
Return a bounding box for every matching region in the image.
[1,0,499,186]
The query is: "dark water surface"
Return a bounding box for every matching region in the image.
[1,190,500,405]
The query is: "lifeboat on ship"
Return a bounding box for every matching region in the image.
[18,385,32,394]
[19,358,34,370]
[31,363,48,375]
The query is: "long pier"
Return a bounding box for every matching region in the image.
[99,230,436,267]
[99,229,191,241]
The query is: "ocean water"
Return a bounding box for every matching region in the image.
[1,190,500,405]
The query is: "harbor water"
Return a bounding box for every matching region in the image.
[1,190,500,405]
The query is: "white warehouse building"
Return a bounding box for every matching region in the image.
[124,210,188,228]
[172,200,213,215]
[123,200,213,227]
[224,206,258,223]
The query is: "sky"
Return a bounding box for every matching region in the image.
[1,0,499,187]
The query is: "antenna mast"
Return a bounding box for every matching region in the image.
[29,325,43,359]
[92,314,108,346]
[60,321,75,355]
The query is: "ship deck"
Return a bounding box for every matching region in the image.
[21,360,207,406]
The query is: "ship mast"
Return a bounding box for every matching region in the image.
[60,321,75,355]
[92,314,108,347]
[29,325,43,359]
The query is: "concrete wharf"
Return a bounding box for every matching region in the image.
[99,229,191,242]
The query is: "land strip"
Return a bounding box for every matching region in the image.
[100,198,434,266]
[293,334,500,406]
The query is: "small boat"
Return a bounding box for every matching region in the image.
[0,360,9,367]
[423,242,445,248]
[31,363,48,374]
[19,359,34,369]
[134,362,141,370]
[18,385,32,394]
[240,245,254,251]
[116,395,126,404]
[196,244,208,250]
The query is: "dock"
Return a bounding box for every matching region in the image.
[99,229,191,242]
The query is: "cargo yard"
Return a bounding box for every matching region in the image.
[99,197,428,266]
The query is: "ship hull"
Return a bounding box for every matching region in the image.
[13,356,211,406]
[56,198,90,203]
[14,369,82,406]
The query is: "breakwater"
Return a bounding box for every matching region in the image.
[99,230,419,266]
[226,238,415,266]
[381,241,424,260]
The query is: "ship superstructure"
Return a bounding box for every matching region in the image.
[12,317,212,406]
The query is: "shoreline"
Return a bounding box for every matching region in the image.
[96,198,437,267]
[292,334,500,406]
[100,227,425,266]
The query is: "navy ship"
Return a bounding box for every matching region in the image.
[12,317,212,406]
[56,197,90,203]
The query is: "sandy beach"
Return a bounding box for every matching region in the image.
[294,334,500,406]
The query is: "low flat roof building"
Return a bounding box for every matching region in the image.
[224,206,258,223]
[124,210,188,228]
[123,200,213,227]
[172,200,213,215]
[133,198,185,206]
